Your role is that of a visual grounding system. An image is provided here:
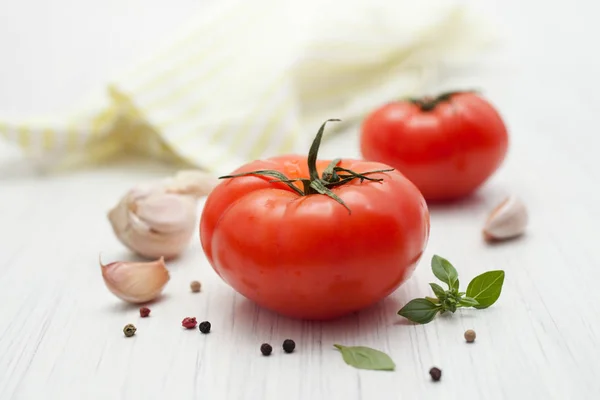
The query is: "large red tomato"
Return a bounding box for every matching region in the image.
[360,91,509,201]
[200,120,430,320]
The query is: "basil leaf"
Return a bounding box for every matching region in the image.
[442,299,458,313]
[333,344,395,371]
[459,296,479,307]
[431,255,459,290]
[397,298,441,324]
[466,270,505,309]
[429,283,446,300]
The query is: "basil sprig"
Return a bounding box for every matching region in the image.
[398,255,505,324]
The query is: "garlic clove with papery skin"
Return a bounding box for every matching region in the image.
[483,195,528,242]
[163,170,220,197]
[100,257,170,304]
[132,192,197,234]
[108,188,197,259]
[108,169,219,260]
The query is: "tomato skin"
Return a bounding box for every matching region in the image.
[200,156,430,320]
[359,93,509,201]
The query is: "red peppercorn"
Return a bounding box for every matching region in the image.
[182,317,197,329]
[139,307,151,318]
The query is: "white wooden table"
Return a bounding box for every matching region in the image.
[2,1,600,399]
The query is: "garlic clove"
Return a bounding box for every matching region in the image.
[483,195,528,242]
[100,256,170,303]
[108,205,196,260]
[133,192,197,233]
[108,189,198,260]
[164,170,219,197]
[107,170,218,260]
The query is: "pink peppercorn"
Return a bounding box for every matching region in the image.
[139,307,151,318]
[182,317,197,329]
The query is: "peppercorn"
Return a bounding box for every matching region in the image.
[464,329,476,343]
[282,339,295,353]
[139,307,151,318]
[199,321,211,334]
[182,317,197,329]
[190,280,202,293]
[429,367,442,382]
[260,343,272,356]
[123,324,136,337]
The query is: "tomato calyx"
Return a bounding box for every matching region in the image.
[408,90,476,112]
[218,119,394,214]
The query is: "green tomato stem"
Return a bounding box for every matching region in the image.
[410,90,478,112]
[217,119,395,213]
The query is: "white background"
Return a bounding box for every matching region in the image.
[1,1,599,399]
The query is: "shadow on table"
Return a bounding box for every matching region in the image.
[231,292,410,336]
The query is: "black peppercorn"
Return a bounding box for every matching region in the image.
[429,367,442,381]
[282,339,295,353]
[260,343,272,356]
[199,321,211,334]
[123,324,136,337]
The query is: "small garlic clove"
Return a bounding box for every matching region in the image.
[100,256,170,303]
[483,195,528,242]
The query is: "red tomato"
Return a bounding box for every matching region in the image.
[360,92,509,201]
[200,120,430,320]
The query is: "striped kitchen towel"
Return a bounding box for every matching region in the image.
[0,0,498,176]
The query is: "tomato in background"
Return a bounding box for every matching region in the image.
[200,120,430,320]
[359,91,509,201]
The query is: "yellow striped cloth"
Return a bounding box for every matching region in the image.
[0,0,497,176]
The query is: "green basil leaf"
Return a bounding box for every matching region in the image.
[397,298,441,324]
[459,296,479,307]
[333,344,395,371]
[442,299,458,313]
[466,270,505,309]
[429,283,446,300]
[431,255,459,290]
